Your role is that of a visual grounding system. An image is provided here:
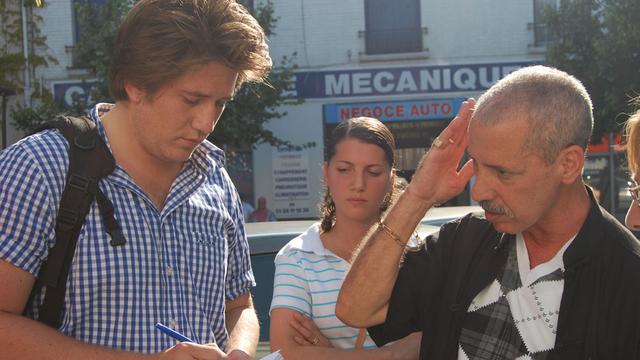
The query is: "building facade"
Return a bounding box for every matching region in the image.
[16,0,624,221]
[1,0,102,146]
[252,0,552,219]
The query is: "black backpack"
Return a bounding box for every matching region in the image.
[26,115,126,328]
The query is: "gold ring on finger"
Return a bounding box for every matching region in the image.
[432,136,444,149]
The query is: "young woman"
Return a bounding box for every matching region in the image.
[269,117,420,359]
[624,102,640,230]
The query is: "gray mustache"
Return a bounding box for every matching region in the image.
[479,200,515,219]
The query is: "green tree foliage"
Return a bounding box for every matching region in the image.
[209,54,301,149]
[545,0,640,140]
[1,0,60,132]
[72,0,130,103]
[0,2,24,93]
[209,0,303,150]
[11,92,61,131]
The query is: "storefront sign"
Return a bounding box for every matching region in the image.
[272,148,313,219]
[51,80,97,107]
[323,98,465,124]
[584,157,609,174]
[295,61,538,99]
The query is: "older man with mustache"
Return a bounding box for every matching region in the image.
[337,66,640,359]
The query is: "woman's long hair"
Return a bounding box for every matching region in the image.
[625,98,640,175]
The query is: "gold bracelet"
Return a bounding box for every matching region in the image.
[377,218,405,247]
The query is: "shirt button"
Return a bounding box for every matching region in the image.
[169,319,178,329]
[166,266,174,277]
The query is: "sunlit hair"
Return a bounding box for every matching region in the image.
[625,102,640,176]
[473,65,593,164]
[319,117,397,232]
[109,0,272,100]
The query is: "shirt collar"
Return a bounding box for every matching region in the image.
[516,232,575,287]
[562,185,631,268]
[285,223,338,258]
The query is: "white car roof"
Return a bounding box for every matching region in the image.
[245,206,482,254]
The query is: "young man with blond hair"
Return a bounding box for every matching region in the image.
[0,0,271,358]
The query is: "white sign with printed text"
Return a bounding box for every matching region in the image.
[272,148,313,219]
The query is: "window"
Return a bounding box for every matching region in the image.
[532,0,557,47]
[363,0,422,55]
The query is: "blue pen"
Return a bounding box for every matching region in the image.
[155,322,195,343]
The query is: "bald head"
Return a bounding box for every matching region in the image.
[472,65,593,164]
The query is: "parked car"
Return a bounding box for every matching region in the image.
[247,220,319,356]
[420,205,483,225]
[247,206,482,357]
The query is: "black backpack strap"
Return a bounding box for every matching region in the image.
[96,189,126,247]
[30,115,117,328]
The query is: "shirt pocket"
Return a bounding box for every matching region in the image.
[178,227,229,269]
[188,230,220,247]
[178,228,229,313]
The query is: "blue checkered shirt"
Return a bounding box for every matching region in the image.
[0,104,255,353]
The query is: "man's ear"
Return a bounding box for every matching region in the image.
[124,82,145,104]
[556,145,585,184]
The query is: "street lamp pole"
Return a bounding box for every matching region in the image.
[0,86,16,150]
[21,0,32,109]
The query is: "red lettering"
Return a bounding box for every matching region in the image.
[420,104,430,116]
[343,102,452,122]
[384,105,394,118]
[340,108,350,120]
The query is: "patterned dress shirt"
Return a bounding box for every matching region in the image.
[0,104,254,353]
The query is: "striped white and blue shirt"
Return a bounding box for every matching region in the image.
[0,104,254,353]
[270,223,377,349]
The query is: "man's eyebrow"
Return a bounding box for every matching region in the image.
[467,153,517,173]
[334,160,353,165]
[485,163,511,173]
